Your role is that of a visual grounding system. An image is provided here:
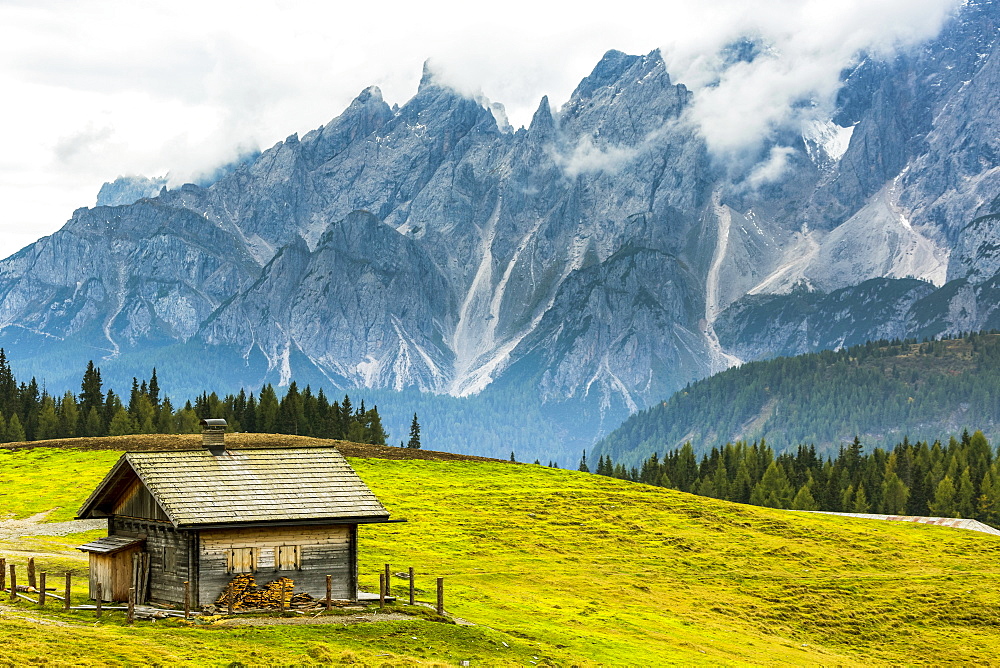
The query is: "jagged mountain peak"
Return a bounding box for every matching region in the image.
[529,95,555,135]
[2,6,1000,459]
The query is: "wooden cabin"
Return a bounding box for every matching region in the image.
[76,419,394,607]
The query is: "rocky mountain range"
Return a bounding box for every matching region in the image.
[1,0,999,459]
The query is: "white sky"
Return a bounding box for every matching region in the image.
[0,0,961,260]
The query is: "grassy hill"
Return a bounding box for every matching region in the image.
[595,331,1000,467]
[2,435,1000,664]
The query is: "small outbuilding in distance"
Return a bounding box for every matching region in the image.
[76,419,396,607]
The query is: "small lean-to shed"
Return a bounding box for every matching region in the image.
[76,421,394,606]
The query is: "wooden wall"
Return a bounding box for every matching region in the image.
[112,479,171,522]
[112,518,197,606]
[198,524,356,605]
[88,545,142,602]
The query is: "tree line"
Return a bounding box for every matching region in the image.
[586,430,1000,528]
[0,351,414,446]
[595,330,1000,467]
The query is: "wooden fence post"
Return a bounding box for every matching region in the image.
[95,583,103,619]
[384,563,391,598]
[227,582,234,616]
[64,572,71,611]
[38,572,46,606]
[9,565,16,601]
[184,581,190,619]
[379,573,385,609]
[27,558,35,590]
[326,575,332,611]
[0,558,5,592]
[436,577,444,615]
[127,587,135,625]
[409,567,415,606]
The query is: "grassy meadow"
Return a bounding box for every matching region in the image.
[1,438,999,665]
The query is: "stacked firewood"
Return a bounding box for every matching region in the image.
[216,575,314,610]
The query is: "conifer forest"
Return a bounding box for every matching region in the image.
[591,431,1000,528]
[0,351,391,445]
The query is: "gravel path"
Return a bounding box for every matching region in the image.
[0,509,105,540]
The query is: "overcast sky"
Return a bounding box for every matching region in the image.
[0,0,961,260]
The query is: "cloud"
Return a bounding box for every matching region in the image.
[552,136,643,178]
[661,0,962,161]
[747,145,796,188]
[54,124,114,164]
[0,0,966,260]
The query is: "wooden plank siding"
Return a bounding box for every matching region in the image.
[198,524,356,604]
[88,546,142,602]
[111,518,197,606]
[112,478,171,523]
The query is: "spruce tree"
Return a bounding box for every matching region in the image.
[58,391,78,439]
[366,407,388,445]
[257,385,279,433]
[881,471,909,514]
[956,467,976,518]
[6,413,26,442]
[578,450,590,473]
[929,475,958,517]
[851,485,870,513]
[407,413,421,449]
[791,483,819,511]
[750,461,794,508]
[108,407,137,436]
[35,396,59,441]
[79,361,103,413]
[148,368,160,408]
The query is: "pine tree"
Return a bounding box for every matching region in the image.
[83,407,104,437]
[6,412,26,442]
[148,368,160,408]
[881,471,909,514]
[108,407,137,436]
[711,462,730,500]
[976,470,1000,525]
[510,451,516,463]
[750,461,794,508]
[366,407,388,445]
[35,396,59,441]
[79,361,103,413]
[134,394,156,434]
[578,450,590,473]
[851,485,870,513]
[791,483,819,511]
[929,475,957,517]
[157,397,175,434]
[407,413,421,449]
[956,467,975,518]
[58,391,78,439]
[257,385,279,433]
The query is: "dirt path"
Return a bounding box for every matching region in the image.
[0,509,105,540]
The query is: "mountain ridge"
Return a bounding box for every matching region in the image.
[2,2,1000,458]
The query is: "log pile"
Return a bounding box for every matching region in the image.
[215,575,315,610]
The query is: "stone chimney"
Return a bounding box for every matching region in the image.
[200,418,227,454]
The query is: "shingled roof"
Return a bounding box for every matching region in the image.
[77,447,390,528]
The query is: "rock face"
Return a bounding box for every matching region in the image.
[2,3,1000,456]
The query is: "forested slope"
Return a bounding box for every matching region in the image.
[594,331,1000,467]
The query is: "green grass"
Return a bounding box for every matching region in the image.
[2,444,1000,665]
[0,448,121,521]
